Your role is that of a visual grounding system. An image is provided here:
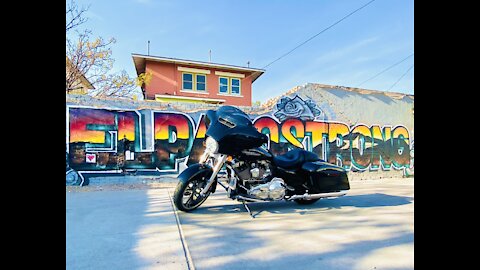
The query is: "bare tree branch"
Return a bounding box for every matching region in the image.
[91,70,138,98]
[66,0,89,33]
[66,1,141,99]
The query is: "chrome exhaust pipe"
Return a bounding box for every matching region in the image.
[236,195,267,203]
[287,190,348,201]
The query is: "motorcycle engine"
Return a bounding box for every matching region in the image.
[248,177,286,200]
[230,160,285,200]
[231,160,269,185]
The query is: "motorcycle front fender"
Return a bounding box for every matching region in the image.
[177,163,218,193]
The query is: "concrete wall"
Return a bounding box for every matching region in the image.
[66,83,414,185]
[263,83,414,137]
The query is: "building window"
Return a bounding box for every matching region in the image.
[183,73,193,90]
[218,77,241,95]
[231,78,240,95]
[196,74,206,91]
[182,72,207,92]
[219,77,229,93]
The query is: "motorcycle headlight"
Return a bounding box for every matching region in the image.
[205,137,219,154]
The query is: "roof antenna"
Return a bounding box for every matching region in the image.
[147,40,150,55]
[209,49,211,62]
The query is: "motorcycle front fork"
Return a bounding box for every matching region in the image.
[198,152,227,196]
[197,151,256,218]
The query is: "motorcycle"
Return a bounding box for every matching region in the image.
[173,106,350,217]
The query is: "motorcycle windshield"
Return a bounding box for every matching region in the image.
[205,106,267,154]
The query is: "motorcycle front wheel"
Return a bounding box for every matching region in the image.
[173,173,212,212]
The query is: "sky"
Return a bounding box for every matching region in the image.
[70,0,414,102]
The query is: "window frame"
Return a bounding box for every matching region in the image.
[195,74,207,92]
[230,78,241,95]
[218,76,242,95]
[182,72,194,90]
[218,76,229,94]
[182,72,208,92]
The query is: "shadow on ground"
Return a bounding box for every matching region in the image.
[186,193,413,217]
[177,188,414,270]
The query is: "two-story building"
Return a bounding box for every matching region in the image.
[132,54,265,106]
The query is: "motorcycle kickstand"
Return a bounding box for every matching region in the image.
[242,200,254,218]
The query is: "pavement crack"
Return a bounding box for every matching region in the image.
[167,188,195,270]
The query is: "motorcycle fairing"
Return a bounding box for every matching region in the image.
[205,106,267,155]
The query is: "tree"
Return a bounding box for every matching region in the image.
[66,0,88,33]
[66,1,147,98]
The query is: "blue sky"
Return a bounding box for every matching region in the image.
[71,0,414,102]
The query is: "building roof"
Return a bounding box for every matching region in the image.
[132,53,266,82]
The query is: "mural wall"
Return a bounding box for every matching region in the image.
[66,94,413,185]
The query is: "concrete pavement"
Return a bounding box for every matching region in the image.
[66,178,414,270]
[177,178,414,270]
[66,188,188,270]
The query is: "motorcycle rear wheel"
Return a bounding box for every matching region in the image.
[173,174,211,212]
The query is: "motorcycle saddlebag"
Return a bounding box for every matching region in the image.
[302,160,350,193]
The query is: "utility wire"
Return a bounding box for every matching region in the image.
[261,0,377,69]
[388,64,414,91]
[357,53,414,87]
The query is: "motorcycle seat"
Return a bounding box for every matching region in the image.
[273,149,321,170]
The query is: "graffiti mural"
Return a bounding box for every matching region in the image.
[274,95,322,121]
[153,112,195,170]
[252,116,410,171]
[68,108,146,171]
[67,96,412,185]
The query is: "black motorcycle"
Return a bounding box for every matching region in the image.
[173,106,350,216]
